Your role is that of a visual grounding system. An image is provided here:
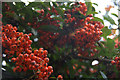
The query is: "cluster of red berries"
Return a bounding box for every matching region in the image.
[32,7,60,29]
[73,2,87,16]
[65,2,87,23]
[65,14,76,23]
[111,57,120,70]
[2,24,32,58]
[62,2,104,57]
[73,19,104,56]
[2,24,53,80]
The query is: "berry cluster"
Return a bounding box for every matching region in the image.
[74,2,87,15]
[32,8,60,29]
[65,2,87,24]
[73,20,103,56]
[2,24,32,58]
[65,2,87,15]
[2,24,53,80]
[63,2,104,56]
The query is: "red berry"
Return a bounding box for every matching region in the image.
[57,75,63,80]
[111,60,115,65]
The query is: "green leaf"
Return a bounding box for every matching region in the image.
[100,26,111,39]
[85,2,92,15]
[19,7,34,23]
[103,15,116,25]
[96,40,116,58]
[89,11,98,15]
[92,3,98,6]
[104,38,115,50]
[38,25,60,32]
[86,6,98,15]
[91,17,104,25]
[27,2,42,7]
[90,7,98,15]
[52,2,58,7]
[111,13,118,17]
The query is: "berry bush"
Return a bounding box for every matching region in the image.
[1,1,119,80]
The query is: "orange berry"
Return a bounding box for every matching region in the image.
[44,58,49,63]
[57,75,63,80]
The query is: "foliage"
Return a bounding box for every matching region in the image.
[1,1,119,80]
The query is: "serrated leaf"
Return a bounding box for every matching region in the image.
[91,17,104,25]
